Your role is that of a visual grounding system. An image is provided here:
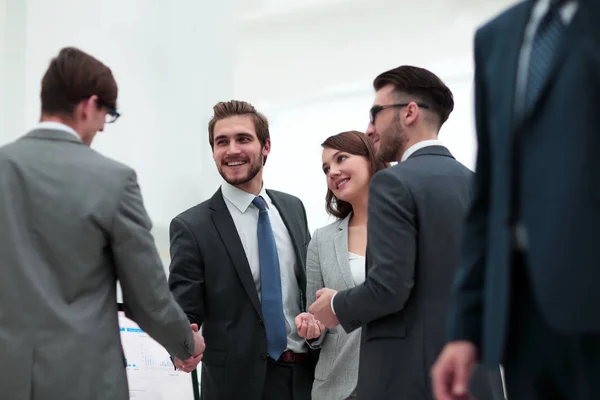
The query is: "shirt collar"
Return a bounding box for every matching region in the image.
[401,139,445,162]
[221,180,269,213]
[34,121,81,141]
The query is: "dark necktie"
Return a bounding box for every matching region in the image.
[252,196,287,360]
[524,0,567,112]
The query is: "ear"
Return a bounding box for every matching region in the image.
[262,138,271,157]
[404,102,420,126]
[81,95,99,120]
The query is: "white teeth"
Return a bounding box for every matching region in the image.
[227,161,246,166]
[337,179,349,189]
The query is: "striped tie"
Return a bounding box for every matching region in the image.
[524,0,567,112]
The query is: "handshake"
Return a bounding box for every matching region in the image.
[174,323,206,373]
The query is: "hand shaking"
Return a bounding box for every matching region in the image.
[295,312,325,339]
[174,323,205,373]
[308,288,340,329]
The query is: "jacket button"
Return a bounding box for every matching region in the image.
[260,352,268,361]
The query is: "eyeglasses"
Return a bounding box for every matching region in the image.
[104,105,120,124]
[369,102,430,125]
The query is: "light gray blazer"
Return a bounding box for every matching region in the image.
[0,129,195,400]
[307,214,361,400]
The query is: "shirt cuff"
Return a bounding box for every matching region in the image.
[331,292,337,316]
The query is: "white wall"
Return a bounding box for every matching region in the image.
[1,0,517,261]
[234,0,514,231]
[1,0,239,264]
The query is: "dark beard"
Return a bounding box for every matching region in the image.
[219,158,262,186]
[378,121,406,163]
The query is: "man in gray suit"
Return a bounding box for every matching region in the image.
[310,66,503,400]
[0,47,204,400]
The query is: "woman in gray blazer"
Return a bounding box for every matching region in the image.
[296,131,387,400]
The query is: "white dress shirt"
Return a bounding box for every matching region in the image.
[221,181,306,353]
[348,252,366,286]
[401,139,445,162]
[34,121,81,141]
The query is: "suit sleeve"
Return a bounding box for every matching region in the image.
[446,29,490,348]
[168,217,206,327]
[334,169,417,332]
[300,198,311,243]
[111,171,194,360]
[306,229,328,348]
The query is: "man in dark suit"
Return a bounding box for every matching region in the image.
[168,100,315,400]
[432,1,600,399]
[309,66,503,400]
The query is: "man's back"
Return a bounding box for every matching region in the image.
[354,146,501,399]
[361,147,473,397]
[0,128,194,400]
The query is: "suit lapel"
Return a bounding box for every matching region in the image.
[267,190,308,309]
[333,215,356,289]
[209,189,263,318]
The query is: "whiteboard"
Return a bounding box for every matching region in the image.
[118,310,199,400]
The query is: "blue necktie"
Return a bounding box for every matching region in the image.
[252,196,287,360]
[524,0,566,112]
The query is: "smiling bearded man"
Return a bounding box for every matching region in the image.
[166,100,317,400]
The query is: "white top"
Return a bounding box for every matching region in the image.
[221,181,305,352]
[348,252,366,287]
[514,0,579,119]
[401,139,445,162]
[33,121,81,141]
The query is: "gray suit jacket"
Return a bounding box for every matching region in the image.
[307,214,360,400]
[0,129,195,400]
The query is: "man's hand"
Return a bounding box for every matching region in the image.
[174,323,205,373]
[191,323,205,355]
[295,312,325,339]
[431,341,478,400]
[308,288,339,328]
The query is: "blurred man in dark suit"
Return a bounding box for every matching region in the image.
[433,1,600,399]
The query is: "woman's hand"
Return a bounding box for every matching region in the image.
[294,312,325,339]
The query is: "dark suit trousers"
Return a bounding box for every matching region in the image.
[503,252,600,400]
[262,358,313,400]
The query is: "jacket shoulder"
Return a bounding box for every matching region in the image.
[267,189,303,204]
[173,198,213,225]
[312,218,342,239]
[476,1,528,42]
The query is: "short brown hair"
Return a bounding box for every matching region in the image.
[373,65,454,128]
[40,47,118,116]
[208,100,270,152]
[322,131,388,219]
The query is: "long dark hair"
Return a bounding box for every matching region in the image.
[322,131,388,219]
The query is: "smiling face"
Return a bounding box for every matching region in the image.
[212,115,270,191]
[322,147,371,205]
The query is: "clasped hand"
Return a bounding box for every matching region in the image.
[174,323,205,373]
[294,312,325,339]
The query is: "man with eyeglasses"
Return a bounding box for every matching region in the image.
[0,47,204,399]
[309,65,503,400]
